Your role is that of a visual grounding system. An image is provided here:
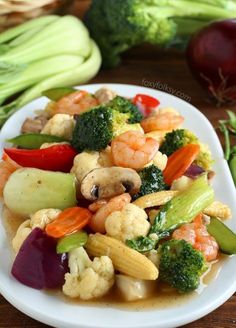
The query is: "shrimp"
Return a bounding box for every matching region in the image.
[172,214,219,262]
[141,111,184,133]
[111,131,159,170]
[89,193,131,233]
[55,90,98,115]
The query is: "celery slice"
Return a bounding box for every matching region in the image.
[127,175,214,252]
[161,175,214,231]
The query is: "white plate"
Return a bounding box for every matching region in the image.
[0,83,236,328]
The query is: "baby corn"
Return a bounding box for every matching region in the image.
[133,190,178,209]
[86,233,158,280]
[203,201,232,220]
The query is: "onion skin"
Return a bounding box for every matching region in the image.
[184,164,205,179]
[187,19,236,105]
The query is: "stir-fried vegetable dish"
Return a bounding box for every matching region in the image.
[0,86,235,302]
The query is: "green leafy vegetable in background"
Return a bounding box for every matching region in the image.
[85,0,236,68]
[0,15,101,127]
[219,110,236,185]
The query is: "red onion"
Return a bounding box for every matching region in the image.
[12,228,68,290]
[187,19,236,105]
[184,164,205,179]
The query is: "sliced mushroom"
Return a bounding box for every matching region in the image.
[80,167,141,200]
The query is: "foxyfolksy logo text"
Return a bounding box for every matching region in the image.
[142,78,191,103]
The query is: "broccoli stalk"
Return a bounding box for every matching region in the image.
[85,0,236,67]
[159,239,207,293]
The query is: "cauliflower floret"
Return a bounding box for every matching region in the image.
[12,219,31,253]
[41,113,75,140]
[30,208,61,229]
[171,176,193,191]
[145,249,161,267]
[105,203,150,242]
[95,87,117,104]
[63,247,114,300]
[12,208,61,252]
[145,131,168,145]
[71,151,101,184]
[146,151,167,171]
[153,151,167,171]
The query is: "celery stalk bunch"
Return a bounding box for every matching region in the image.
[0,15,102,127]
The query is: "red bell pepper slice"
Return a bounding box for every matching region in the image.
[133,93,160,117]
[4,144,77,172]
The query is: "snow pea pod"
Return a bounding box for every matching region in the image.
[229,148,236,186]
[57,231,88,254]
[207,217,236,255]
[42,87,76,101]
[7,133,66,149]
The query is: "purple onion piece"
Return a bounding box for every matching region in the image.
[11,228,68,290]
[184,164,205,179]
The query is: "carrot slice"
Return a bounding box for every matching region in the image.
[163,144,200,186]
[0,152,21,197]
[45,207,92,238]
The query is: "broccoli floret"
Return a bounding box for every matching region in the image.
[133,164,166,200]
[159,239,207,293]
[159,129,185,156]
[107,96,143,123]
[159,129,213,170]
[72,106,142,152]
[85,0,236,67]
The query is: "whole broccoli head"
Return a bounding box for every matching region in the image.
[85,0,176,67]
[159,129,213,170]
[85,0,235,67]
[107,96,143,123]
[133,164,166,200]
[72,106,142,152]
[159,239,207,293]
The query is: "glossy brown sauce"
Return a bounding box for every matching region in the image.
[2,205,225,310]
